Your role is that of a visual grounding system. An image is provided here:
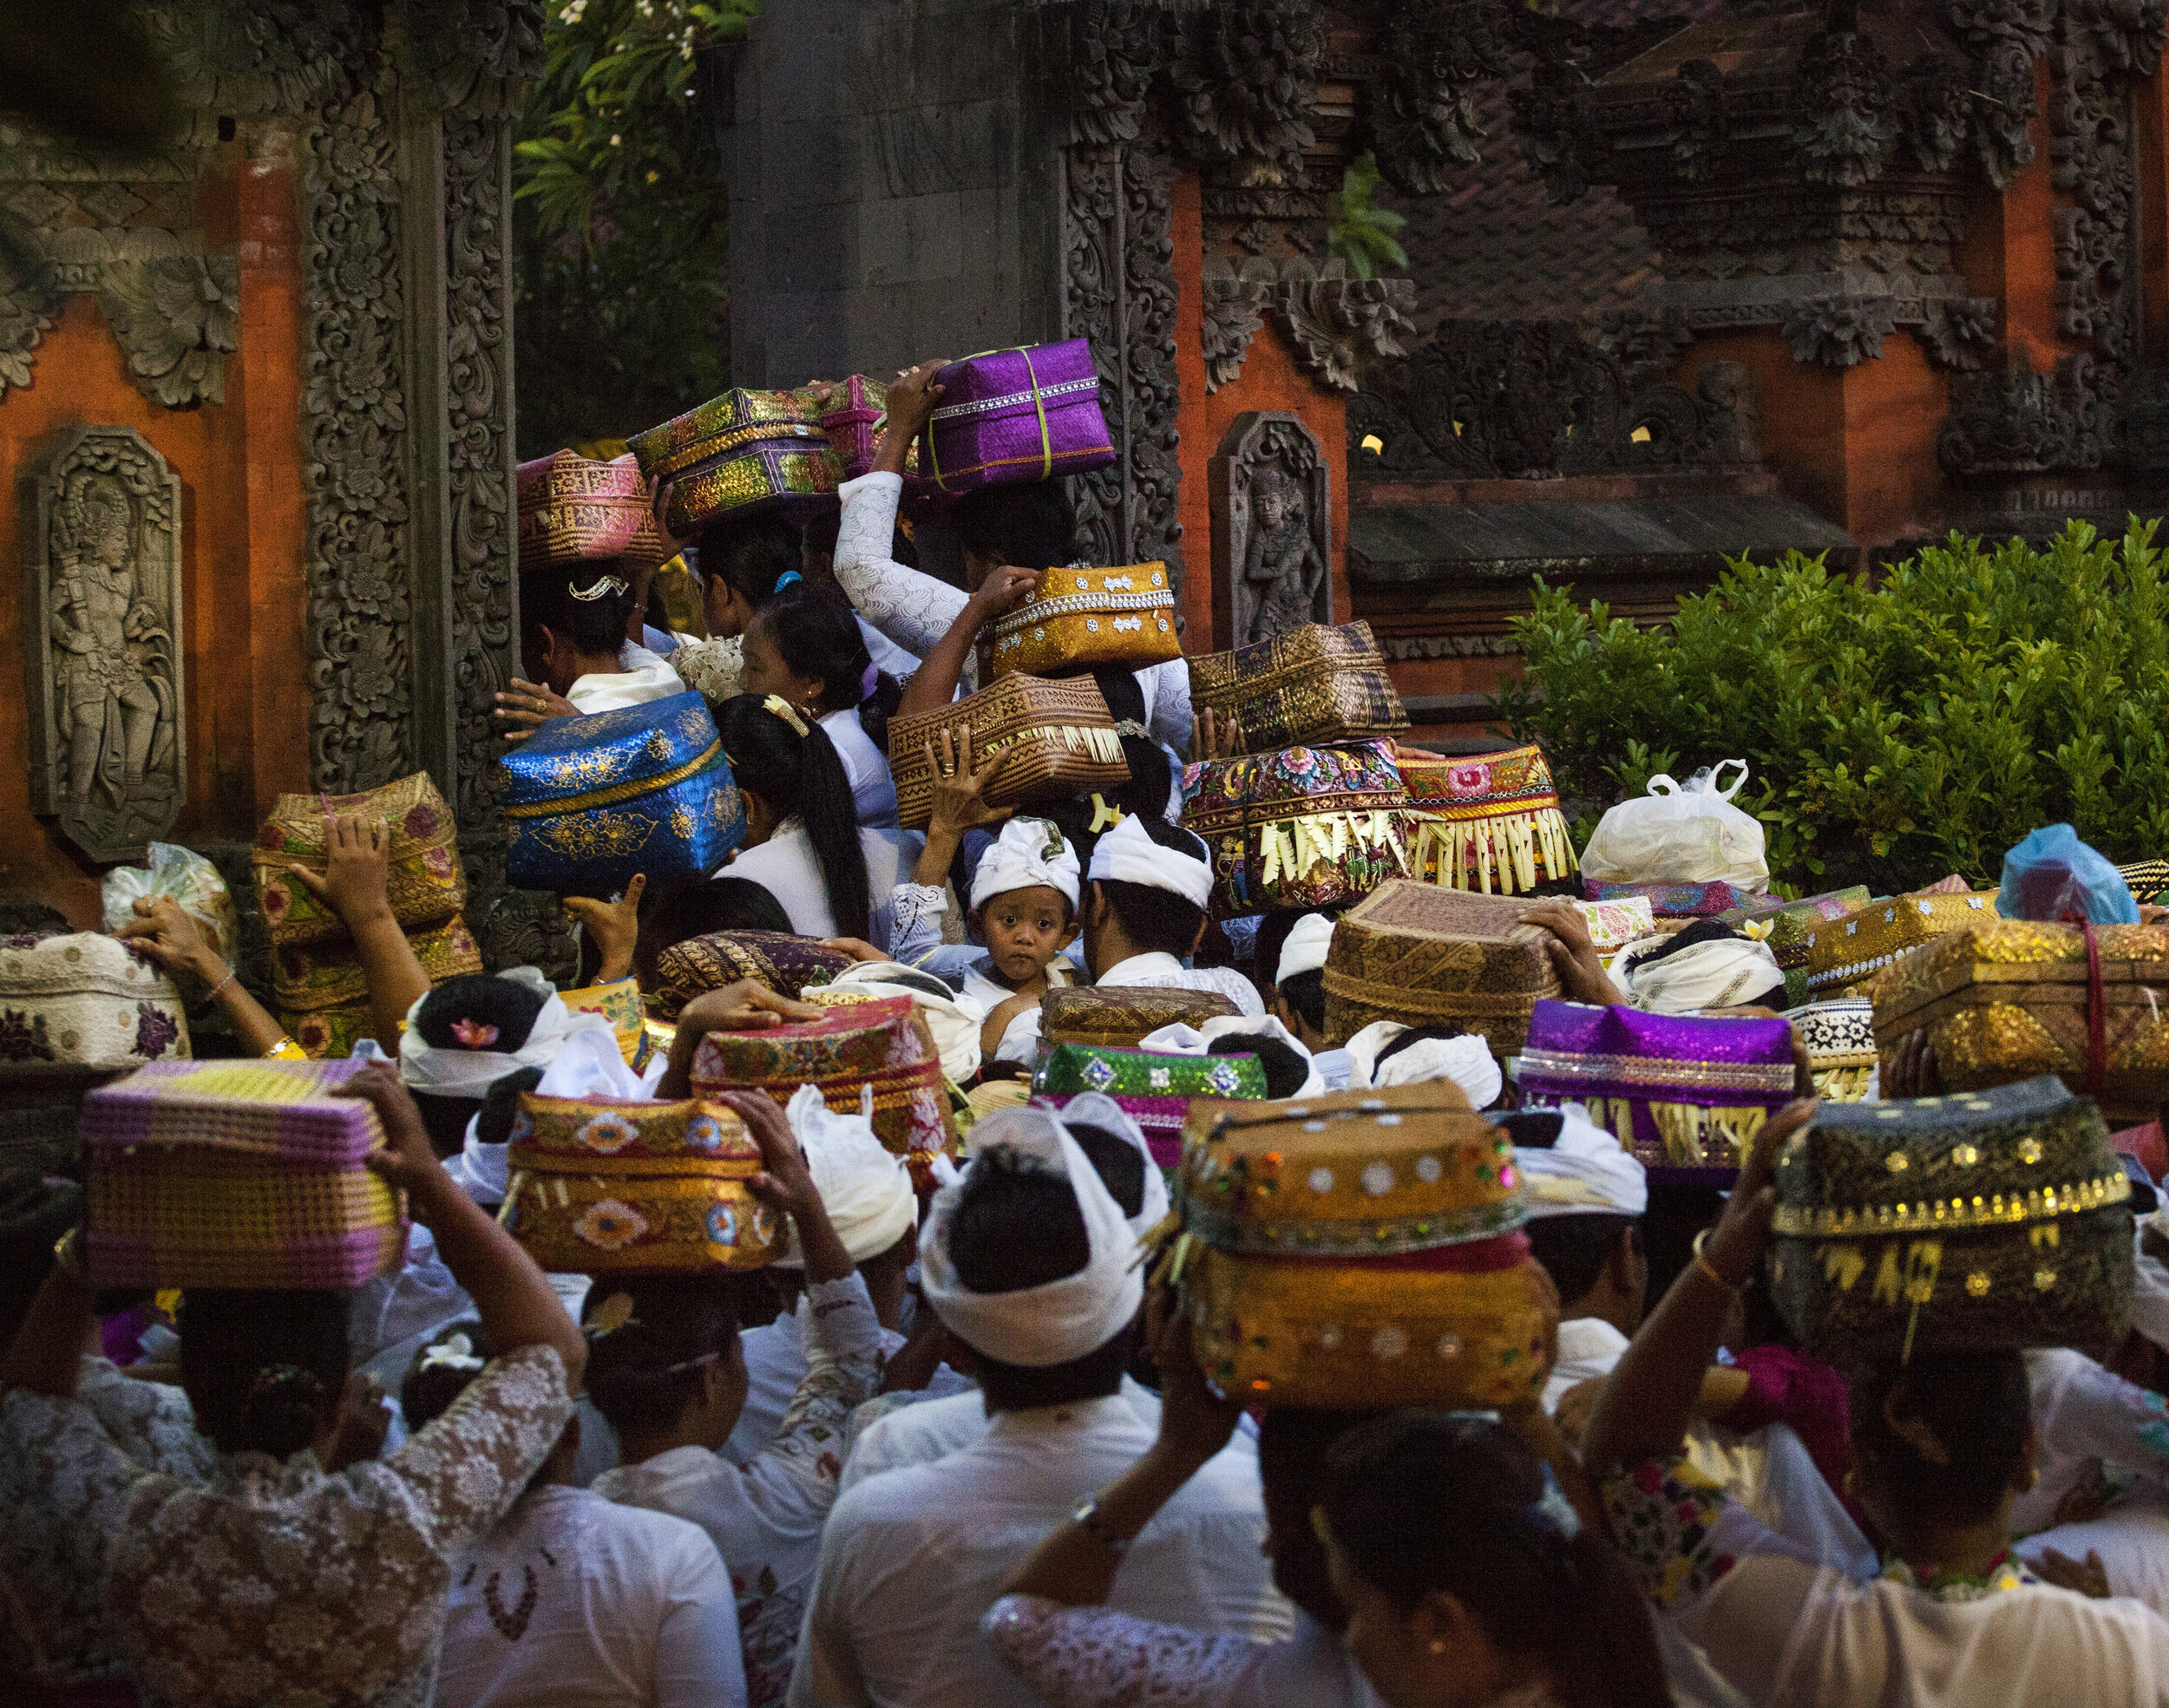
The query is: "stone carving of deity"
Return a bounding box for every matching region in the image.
[1211,410,1334,651]
[24,426,186,861]
[1242,465,1327,645]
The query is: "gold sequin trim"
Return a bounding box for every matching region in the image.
[1517,1049,1796,1095]
[1771,1170,2130,1237]
[504,739,724,817]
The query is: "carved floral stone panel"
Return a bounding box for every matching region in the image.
[22,425,186,862]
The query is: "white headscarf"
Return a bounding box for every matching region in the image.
[1137,1013,1326,1099]
[1513,1103,1648,1218]
[820,961,986,1083]
[2126,1240,2169,1355]
[1086,811,1213,909]
[398,966,622,1098]
[1275,913,1335,986]
[1038,1091,1170,1236]
[1614,930,1785,1014]
[919,1103,1143,1367]
[971,815,1082,911]
[1345,1020,1504,1109]
[772,1083,917,1266]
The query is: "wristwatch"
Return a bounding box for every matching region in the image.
[1070,1493,1130,1556]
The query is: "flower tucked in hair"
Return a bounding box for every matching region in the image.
[419,1332,486,1374]
[450,1018,501,1050]
[586,1291,637,1338]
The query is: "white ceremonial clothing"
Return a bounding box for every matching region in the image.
[433,1484,748,1708]
[2013,1348,2169,1534]
[856,614,918,681]
[594,1275,881,1708]
[838,1374,1176,1495]
[833,471,1192,754]
[789,1391,1290,1708]
[1603,1450,2169,1708]
[1310,1045,1352,1091]
[718,819,921,950]
[642,623,684,657]
[1542,1316,1630,1415]
[567,644,684,715]
[723,1294,907,1465]
[2018,1485,2169,1621]
[821,708,901,829]
[982,1598,1382,1708]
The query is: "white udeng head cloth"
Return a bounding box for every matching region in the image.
[1345,1020,1504,1109]
[919,1103,1144,1367]
[773,1083,917,1267]
[1513,1103,1648,1219]
[398,966,621,1098]
[972,815,1083,912]
[1275,912,1335,986]
[1614,932,1785,1015]
[1086,811,1214,910]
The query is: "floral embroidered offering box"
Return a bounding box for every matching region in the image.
[1804,889,1999,997]
[500,1093,779,1274]
[1400,743,1578,898]
[1768,1076,2133,1359]
[1032,1042,1267,1170]
[82,1059,406,1289]
[1174,1086,1556,1408]
[1181,739,1409,919]
[0,932,190,1069]
[1186,620,1407,756]
[502,691,744,893]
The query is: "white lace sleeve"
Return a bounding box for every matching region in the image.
[980,1595,1256,1708]
[1143,658,1193,756]
[834,474,968,658]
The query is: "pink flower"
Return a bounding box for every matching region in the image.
[403,805,438,839]
[423,847,455,880]
[450,1018,500,1049]
[261,883,290,920]
[1445,762,1493,798]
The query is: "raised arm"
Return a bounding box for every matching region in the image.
[895,566,1039,718]
[288,813,430,1049]
[338,1063,586,1384]
[834,360,970,656]
[116,894,288,1057]
[1583,1101,1813,1475]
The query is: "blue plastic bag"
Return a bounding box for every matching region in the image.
[1996,823,2140,924]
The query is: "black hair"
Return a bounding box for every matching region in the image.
[1256,1407,1390,1631]
[1252,906,1344,1030]
[1524,1214,1639,1308]
[1092,817,1211,957]
[714,693,872,939]
[1850,1350,2032,1528]
[521,558,637,658]
[1209,1033,1309,1099]
[1628,918,1786,1011]
[1040,734,1173,876]
[582,1274,742,1442]
[179,1288,351,1459]
[634,875,795,984]
[1276,971,1325,1033]
[1375,1020,1470,1064]
[947,1146,1135,1407]
[953,478,1078,572]
[401,1318,494,1433]
[407,975,553,1156]
[0,1170,83,1350]
[747,582,902,752]
[475,1067,546,1148]
[1062,1122,1147,1218]
[698,509,804,610]
[1321,1411,1671,1708]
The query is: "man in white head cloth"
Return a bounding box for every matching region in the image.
[1344,1019,1504,1109]
[836,1096,1200,1491]
[1261,911,1349,1089]
[791,1105,1286,1708]
[723,1084,927,1462]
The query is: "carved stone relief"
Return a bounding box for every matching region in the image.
[22,425,186,861]
[1202,255,1417,394]
[1349,321,1760,484]
[1210,411,1331,648]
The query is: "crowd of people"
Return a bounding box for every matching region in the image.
[10,357,2169,1708]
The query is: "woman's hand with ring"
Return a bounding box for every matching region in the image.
[495,677,580,744]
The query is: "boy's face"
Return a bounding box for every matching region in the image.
[975,884,1078,985]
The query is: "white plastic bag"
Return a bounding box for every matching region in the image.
[1578,761,1769,892]
[102,841,240,964]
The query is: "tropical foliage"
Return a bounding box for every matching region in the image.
[1496,521,2169,896]
[513,0,761,458]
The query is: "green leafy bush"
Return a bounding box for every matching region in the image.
[1493,520,2169,895]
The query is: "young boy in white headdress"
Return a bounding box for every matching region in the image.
[1258,912,1348,1090]
[890,815,1083,1066]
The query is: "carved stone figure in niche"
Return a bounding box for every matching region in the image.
[1242,466,1326,645]
[23,425,186,861]
[1209,409,1333,650]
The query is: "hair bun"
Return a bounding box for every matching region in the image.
[239,1362,329,1460]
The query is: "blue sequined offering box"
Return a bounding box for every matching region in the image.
[502,691,744,893]
[1516,999,1797,1181]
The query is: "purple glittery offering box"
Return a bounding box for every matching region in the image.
[916,339,1117,494]
[1517,1000,1796,1178]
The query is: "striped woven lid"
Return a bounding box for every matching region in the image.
[82,1058,384,1168]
